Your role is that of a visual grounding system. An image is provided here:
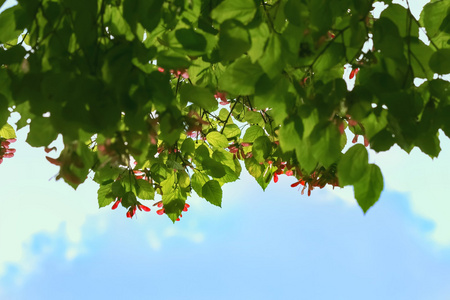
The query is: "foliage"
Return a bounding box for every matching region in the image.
[0,0,449,221]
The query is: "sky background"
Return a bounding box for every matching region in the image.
[1,0,450,299]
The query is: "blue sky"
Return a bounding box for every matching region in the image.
[1,125,450,299]
[2,0,450,299]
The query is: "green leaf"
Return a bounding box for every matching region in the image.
[369,129,395,152]
[278,119,303,152]
[242,125,264,143]
[0,6,23,43]
[218,19,251,61]
[211,0,257,25]
[244,156,264,179]
[223,124,241,138]
[314,43,346,72]
[0,123,15,139]
[111,180,126,197]
[175,28,208,54]
[310,123,342,168]
[219,57,264,95]
[97,182,115,208]
[337,144,369,186]
[354,164,384,214]
[202,158,226,178]
[177,170,191,189]
[258,33,287,77]
[420,0,450,38]
[373,17,405,60]
[252,135,272,163]
[162,190,186,223]
[0,103,9,127]
[180,85,218,112]
[207,131,229,148]
[202,180,222,207]
[26,117,58,147]
[429,49,450,75]
[137,179,155,200]
[191,171,209,197]
[181,138,195,156]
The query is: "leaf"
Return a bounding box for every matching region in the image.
[111,180,126,197]
[207,131,229,149]
[180,85,218,112]
[310,123,342,168]
[211,0,257,25]
[177,170,191,188]
[26,117,58,147]
[223,124,241,138]
[354,164,384,214]
[242,125,264,143]
[420,0,450,38]
[0,123,16,139]
[0,6,23,43]
[162,190,186,223]
[137,179,155,200]
[175,28,208,54]
[219,57,264,95]
[252,135,272,163]
[278,119,303,152]
[202,180,222,207]
[191,172,209,197]
[97,182,115,208]
[429,49,450,75]
[218,19,251,61]
[181,138,195,156]
[202,158,226,178]
[258,33,287,77]
[337,144,369,186]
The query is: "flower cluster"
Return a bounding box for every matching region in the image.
[228,142,252,159]
[111,197,151,218]
[154,201,190,221]
[291,170,339,196]
[157,67,189,79]
[0,138,16,165]
[214,91,229,105]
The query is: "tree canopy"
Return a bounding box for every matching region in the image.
[0,0,449,222]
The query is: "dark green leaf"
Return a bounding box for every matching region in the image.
[429,49,450,75]
[354,164,384,214]
[337,144,369,186]
[180,85,218,112]
[26,117,58,147]
[202,180,222,207]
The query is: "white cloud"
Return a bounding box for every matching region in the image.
[0,125,102,283]
[370,135,450,246]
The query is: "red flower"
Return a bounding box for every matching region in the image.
[157,208,165,215]
[214,91,229,105]
[138,204,151,212]
[349,68,359,79]
[112,198,121,210]
[274,173,279,183]
[291,180,305,188]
